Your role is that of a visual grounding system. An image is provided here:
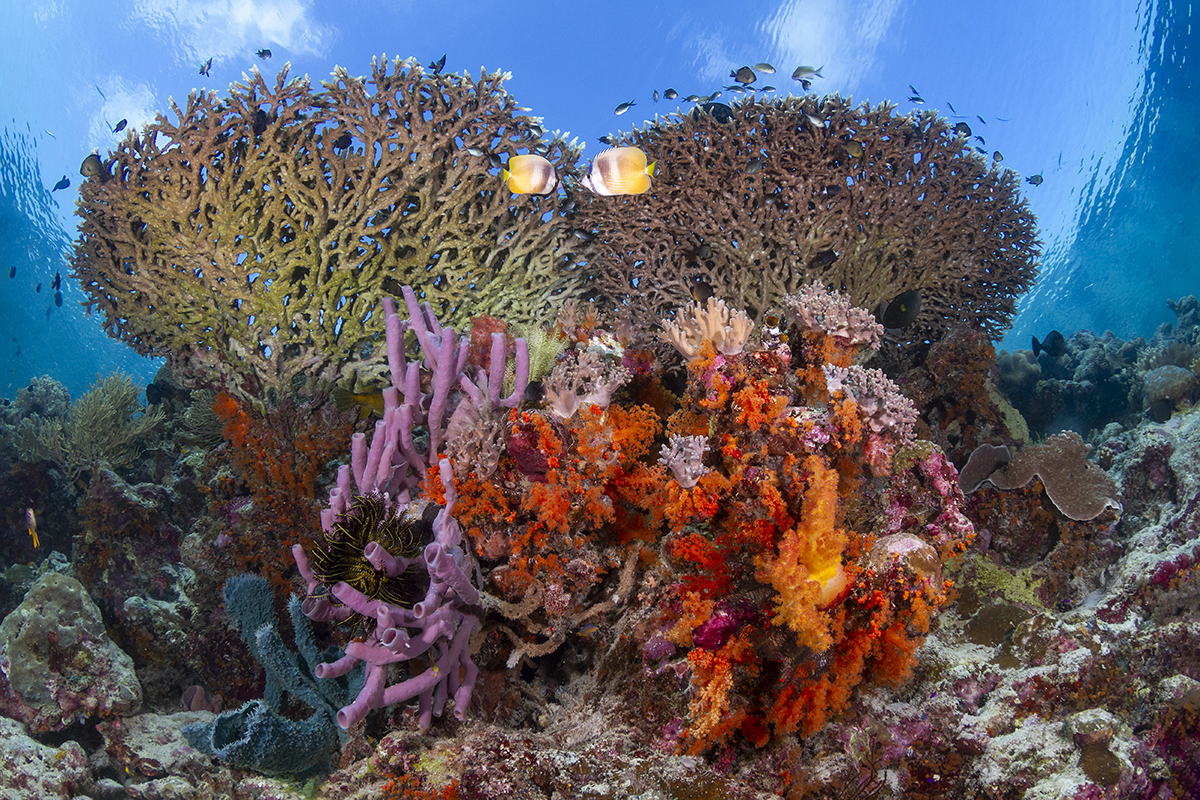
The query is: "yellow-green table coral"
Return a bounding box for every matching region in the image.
[72,56,590,399]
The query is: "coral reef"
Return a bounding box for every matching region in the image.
[10,372,164,482]
[207,388,358,594]
[0,572,142,732]
[72,57,590,399]
[576,95,1039,359]
[996,295,1200,437]
[11,42,1200,795]
[897,325,1030,466]
[5,291,1200,798]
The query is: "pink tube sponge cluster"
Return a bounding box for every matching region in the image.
[293,284,530,729]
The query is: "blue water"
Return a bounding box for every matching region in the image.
[0,0,1196,398]
[0,126,160,398]
[1005,0,1200,349]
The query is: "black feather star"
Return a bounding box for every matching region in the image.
[308,494,432,633]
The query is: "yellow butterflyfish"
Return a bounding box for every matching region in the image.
[581,146,656,196]
[502,154,559,196]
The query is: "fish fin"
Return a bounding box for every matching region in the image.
[1031,336,1042,357]
[501,168,511,185]
[332,386,357,412]
[646,161,657,177]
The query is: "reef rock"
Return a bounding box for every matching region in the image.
[97,710,237,797]
[0,571,142,732]
[0,715,89,799]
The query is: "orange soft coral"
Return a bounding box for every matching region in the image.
[732,379,789,431]
[756,455,849,651]
[684,628,758,754]
[664,470,731,530]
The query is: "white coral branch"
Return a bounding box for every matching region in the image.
[658,434,710,488]
[661,297,754,359]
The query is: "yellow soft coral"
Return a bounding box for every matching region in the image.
[756,455,848,652]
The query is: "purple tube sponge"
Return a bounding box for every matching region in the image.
[294,287,521,730]
[294,459,481,730]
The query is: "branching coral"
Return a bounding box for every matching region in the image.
[823,364,918,445]
[661,296,755,359]
[72,56,589,399]
[576,95,1039,355]
[11,372,164,481]
[543,347,631,419]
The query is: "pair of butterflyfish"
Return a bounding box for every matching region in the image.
[502,147,656,197]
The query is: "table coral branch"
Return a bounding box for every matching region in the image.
[577,96,1039,360]
[73,57,587,400]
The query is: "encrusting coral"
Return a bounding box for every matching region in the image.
[964,431,1123,521]
[576,95,1039,358]
[72,56,590,400]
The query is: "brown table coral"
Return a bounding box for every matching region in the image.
[577,95,1040,355]
[72,56,589,399]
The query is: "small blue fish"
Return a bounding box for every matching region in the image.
[792,65,823,80]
